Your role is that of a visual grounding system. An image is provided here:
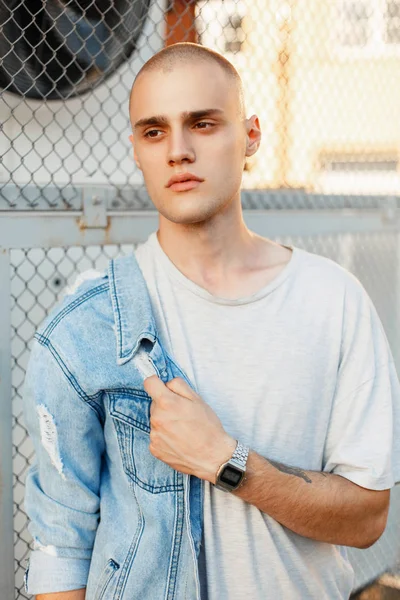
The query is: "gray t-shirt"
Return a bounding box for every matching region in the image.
[135,233,400,600]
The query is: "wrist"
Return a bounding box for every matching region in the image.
[213,438,250,492]
[207,433,237,484]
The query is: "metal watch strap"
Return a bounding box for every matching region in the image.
[231,440,249,468]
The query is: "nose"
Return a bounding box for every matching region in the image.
[167,129,195,166]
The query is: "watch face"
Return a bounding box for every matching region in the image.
[220,465,243,486]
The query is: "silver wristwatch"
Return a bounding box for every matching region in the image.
[213,440,249,492]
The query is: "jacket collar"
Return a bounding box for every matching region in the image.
[108,253,157,366]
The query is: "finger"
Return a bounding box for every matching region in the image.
[149,398,157,419]
[143,375,168,398]
[165,377,199,401]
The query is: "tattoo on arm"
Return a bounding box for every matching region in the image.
[268,459,312,484]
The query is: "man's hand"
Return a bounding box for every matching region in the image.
[143,375,236,483]
[36,591,86,600]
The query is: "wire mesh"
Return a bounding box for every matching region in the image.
[1,0,400,208]
[9,231,400,599]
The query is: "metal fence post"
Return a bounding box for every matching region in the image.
[0,247,15,599]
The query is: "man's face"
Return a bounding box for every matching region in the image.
[129,61,259,225]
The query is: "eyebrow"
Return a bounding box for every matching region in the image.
[133,108,225,130]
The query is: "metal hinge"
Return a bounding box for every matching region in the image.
[79,192,107,229]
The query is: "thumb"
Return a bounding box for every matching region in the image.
[165,377,199,401]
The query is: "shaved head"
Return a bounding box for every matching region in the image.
[127,41,261,227]
[129,42,245,120]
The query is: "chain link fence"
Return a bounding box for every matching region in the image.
[1,0,400,599]
[1,0,400,205]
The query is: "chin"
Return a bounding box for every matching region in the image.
[161,211,212,225]
[157,198,224,225]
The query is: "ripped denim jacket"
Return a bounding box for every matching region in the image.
[23,253,203,599]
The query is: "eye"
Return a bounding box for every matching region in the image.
[144,129,163,138]
[194,121,215,130]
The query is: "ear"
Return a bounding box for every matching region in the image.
[245,115,261,157]
[129,134,141,170]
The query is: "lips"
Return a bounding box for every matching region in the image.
[166,173,204,188]
[168,179,202,192]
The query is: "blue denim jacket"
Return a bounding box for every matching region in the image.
[23,253,203,599]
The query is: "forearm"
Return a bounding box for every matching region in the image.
[230,450,389,548]
[36,590,85,600]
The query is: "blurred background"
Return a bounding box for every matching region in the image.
[1,0,400,598]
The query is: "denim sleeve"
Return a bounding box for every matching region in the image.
[22,336,105,594]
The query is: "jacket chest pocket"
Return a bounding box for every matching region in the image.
[109,390,183,493]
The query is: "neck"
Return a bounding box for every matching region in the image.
[156,195,262,292]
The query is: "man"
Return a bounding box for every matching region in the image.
[23,43,400,600]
